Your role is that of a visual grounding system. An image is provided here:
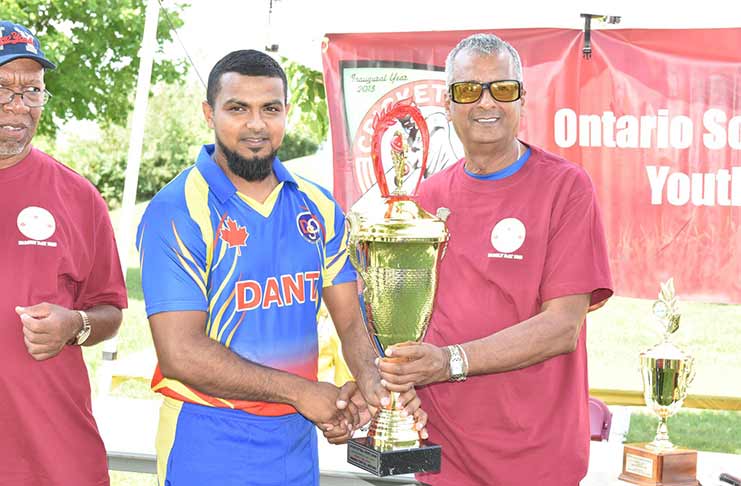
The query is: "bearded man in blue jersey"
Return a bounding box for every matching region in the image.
[137,49,426,486]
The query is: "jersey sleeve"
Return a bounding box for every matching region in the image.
[136,201,210,316]
[539,170,613,307]
[74,191,128,310]
[322,201,356,287]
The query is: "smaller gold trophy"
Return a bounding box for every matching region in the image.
[620,279,699,486]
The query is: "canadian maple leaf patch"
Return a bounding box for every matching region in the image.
[219,217,249,255]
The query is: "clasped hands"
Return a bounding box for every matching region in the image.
[302,367,428,445]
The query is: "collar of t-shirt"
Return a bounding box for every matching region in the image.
[195,143,297,203]
[463,146,531,181]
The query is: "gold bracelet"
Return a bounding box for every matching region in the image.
[72,310,92,345]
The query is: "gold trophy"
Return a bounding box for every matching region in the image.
[620,279,699,486]
[346,99,448,476]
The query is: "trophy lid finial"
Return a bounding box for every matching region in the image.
[652,278,680,340]
[390,130,408,195]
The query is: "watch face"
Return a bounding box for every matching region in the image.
[76,327,91,345]
[448,345,466,381]
[450,356,463,376]
[75,311,91,345]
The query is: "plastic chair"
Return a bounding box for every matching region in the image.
[589,396,612,441]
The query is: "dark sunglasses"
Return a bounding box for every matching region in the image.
[449,80,523,104]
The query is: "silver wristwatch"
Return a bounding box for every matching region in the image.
[447,344,468,382]
[73,310,92,345]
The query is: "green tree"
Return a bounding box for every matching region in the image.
[283,58,328,144]
[0,1,186,135]
[53,79,326,209]
[57,80,211,208]
[277,132,318,162]
[136,80,211,200]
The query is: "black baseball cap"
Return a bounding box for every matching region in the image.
[0,21,56,70]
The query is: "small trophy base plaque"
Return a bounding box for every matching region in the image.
[619,443,699,486]
[347,437,441,477]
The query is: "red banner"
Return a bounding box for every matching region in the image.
[322,28,741,303]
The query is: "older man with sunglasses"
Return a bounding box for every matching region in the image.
[377,33,613,486]
[0,21,127,486]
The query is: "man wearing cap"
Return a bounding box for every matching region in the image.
[0,21,127,486]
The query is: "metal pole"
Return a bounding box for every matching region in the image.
[100,0,160,389]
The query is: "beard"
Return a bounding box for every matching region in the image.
[216,136,276,182]
[0,140,26,158]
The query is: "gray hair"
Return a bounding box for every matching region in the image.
[445,33,523,86]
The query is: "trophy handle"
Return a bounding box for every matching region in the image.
[370,98,430,198]
[345,215,363,277]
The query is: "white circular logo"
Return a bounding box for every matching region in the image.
[17,206,56,241]
[490,218,526,254]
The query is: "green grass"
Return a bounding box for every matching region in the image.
[586,296,741,397]
[125,266,144,301]
[625,408,741,454]
[88,203,741,484]
[82,293,151,396]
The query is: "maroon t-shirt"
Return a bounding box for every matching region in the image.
[0,148,127,486]
[415,144,613,486]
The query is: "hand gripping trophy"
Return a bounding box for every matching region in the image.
[620,279,699,486]
[345,99,449,476]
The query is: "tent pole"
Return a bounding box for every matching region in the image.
[99,0,160,394]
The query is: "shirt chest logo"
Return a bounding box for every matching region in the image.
[17,206,58,247]
[219,216,249,255]
[488,217,525,260]
[296,211,323,243]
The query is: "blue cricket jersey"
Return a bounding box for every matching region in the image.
[137,144,355,416]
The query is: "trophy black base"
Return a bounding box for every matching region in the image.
[347,437,441,477]
[619,443,699,486]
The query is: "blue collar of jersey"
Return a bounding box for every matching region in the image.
[195,144,297,203]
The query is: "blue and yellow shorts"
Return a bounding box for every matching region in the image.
[156,397,319,486]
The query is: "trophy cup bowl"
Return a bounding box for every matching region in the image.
[620,279,699,486]
[641,343,695,451]
[347,199,448,445]
[345,98,448,476]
